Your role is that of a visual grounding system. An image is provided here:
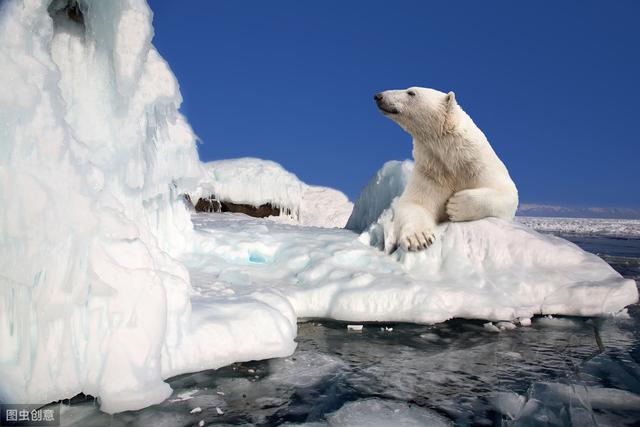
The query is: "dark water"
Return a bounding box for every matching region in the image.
[57,235,640,427]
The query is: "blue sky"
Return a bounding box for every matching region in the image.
[149,0,639,207]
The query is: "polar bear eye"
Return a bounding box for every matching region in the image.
[407,90,416,97]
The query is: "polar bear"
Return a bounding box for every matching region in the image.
[374,87,518,251]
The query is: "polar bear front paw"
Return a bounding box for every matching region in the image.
[392,201,437,252]
[446,189,486,222]
[399,229,436,251]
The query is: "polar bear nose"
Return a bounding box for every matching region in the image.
[374,93,384,102]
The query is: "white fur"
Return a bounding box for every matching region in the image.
[376,87,518,251]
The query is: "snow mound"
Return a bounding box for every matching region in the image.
[346,160,413,232]
[200,158,304,215]
[197,158,353,228]
[299,185,354,228]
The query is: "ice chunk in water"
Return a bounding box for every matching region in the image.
[326,398,452,427]
[268,351,344,388]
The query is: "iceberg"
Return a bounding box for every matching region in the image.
[0,0,295,414]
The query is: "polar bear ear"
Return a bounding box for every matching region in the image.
[446,91,456,106]
[443,91,457,134]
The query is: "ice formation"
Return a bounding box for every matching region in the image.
[0,0,210,412]
[0,0,292,414]
[346,160,413,232]
[197,158,353,228]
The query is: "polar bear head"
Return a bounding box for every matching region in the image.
[374,87,457,137]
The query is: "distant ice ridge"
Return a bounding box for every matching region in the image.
[517,216,640,238]
[197,158,354,228]
[517,203,640,220]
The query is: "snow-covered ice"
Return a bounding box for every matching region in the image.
[0,0,207,414]
[346,160,413,233]
[296,184,354,229]
[196,157,354,228]
[187,213,637,323]
[198,158,304,216]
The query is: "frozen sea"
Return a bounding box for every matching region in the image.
[51,217,640,426]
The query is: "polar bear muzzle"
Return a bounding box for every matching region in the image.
[374,92,399,115]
